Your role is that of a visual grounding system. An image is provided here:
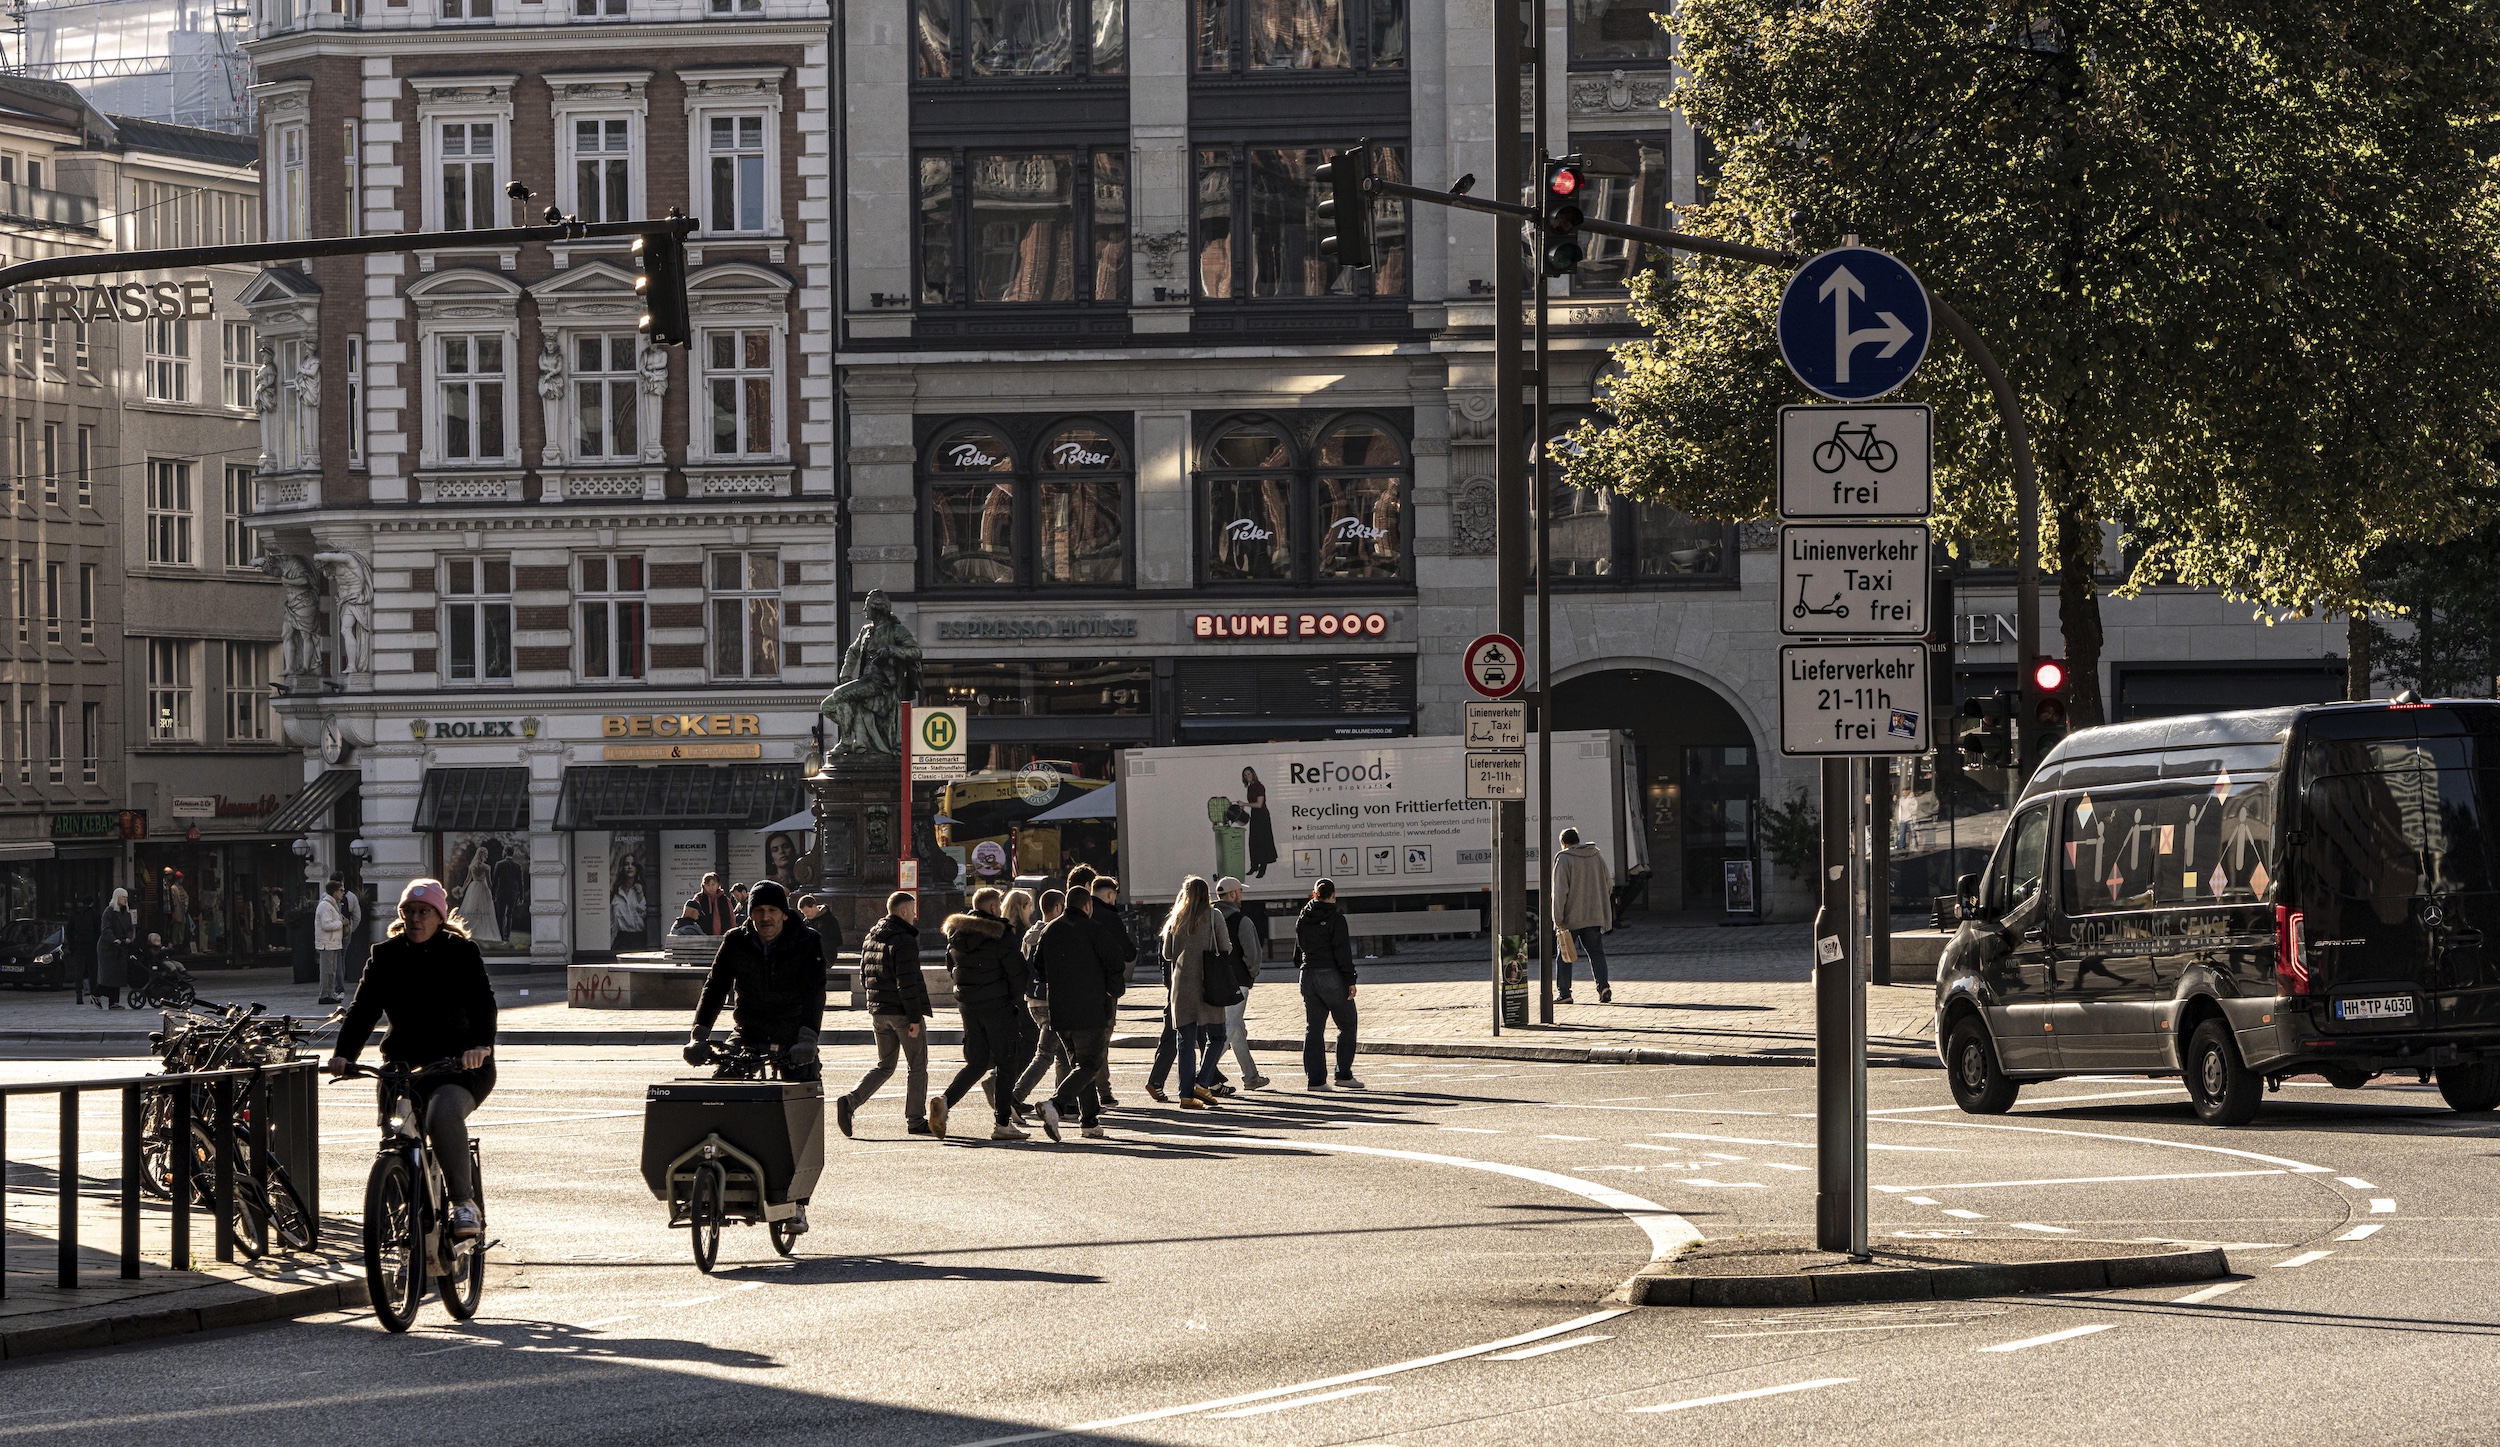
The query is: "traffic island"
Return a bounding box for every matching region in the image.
[1614,1234,2230,1307]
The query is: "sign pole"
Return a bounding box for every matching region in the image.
[1849,755,1871,1260]
[1813,755,1852,1252]
[900,703,913,895]
[1490,0,1527,1039]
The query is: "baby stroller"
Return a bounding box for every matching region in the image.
[125,937,197,1009]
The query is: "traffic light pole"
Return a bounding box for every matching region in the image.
[1530,9,1556,1027]
[1490,0,1529,1032]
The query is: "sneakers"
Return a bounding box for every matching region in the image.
[1556,995,1576,1004]
[1598,986,1614,1003]
[907,1119,934,1136]
[1210,1083,1238,1097]
[1191,1086,1221,1107]
[1335,1076,1368,1090]
[449,1201,483,1240]
[1144,1084,1170,1103]
[1246,1075,1273,1090]
[991,1121,1030,1141]
[1012,1104,1032,1127]
[1081,1124,1108,1139]
[1038,1100,1064,1142]
[1098,1091,1121,1109]
[317,995,339,1006]
[928,1096,949,1140]
[836,1098,856,1139]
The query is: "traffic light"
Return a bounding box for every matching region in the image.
[1956,690,2017,770]
[633,229,690,346]
[1540,157,1587,276]
[1315,143,1373,270]
[2030,656,2071,752]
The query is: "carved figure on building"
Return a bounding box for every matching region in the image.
[253,346,279,414]
[293,345,320,445]
[638,344,670,462]
[313,550,374,676]
[538,334,567,466]
[257,551,323,676]
[819,590,923,760]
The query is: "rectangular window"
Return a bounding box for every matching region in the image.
[917,155,955,304]
[439,333,508,461]
[45,700,62,784]
[1576,136,1669,290]
[223,464,255,568]
[12,556,25,642]
[708,0,765,14]
[709,550,780,679]
[77,562,93,644]
[704,329,775,457]
[969,152,1073,302]
[440,122,498,230]
[145,318,190,402]
[39,319,55,369]
[442,557,514,683]
[578,552,647,681]
[276,125,307,241]
[42,560,58,643]
[39,421,56,505]
[1569,0,1668,62]
[147,639,194,742]
[343,119,361,237]
[573,333,641,459]
[574,118,632,223]
[576,0,629,14]
[74,424,91,508]
[80,701,97,784]
[1092,150,1129,302]
[222,321,255,409]
[707,114,769,233]
[345,335,364,465]
[17,702,29,783]
[440,0,493,18]
[146,460,194,567]
[224,641,272,742]
[968,0,1072,75]
[72,319,87,371]
[1229,144,1407,298]
[1196,0,1402,70]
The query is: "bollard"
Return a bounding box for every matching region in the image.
[170,1082,191,1271]
[58,1089,79,1289]
[122,1086,142,1280]
[212,1077,237,1264]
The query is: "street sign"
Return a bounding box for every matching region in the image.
[1463,633,1526,699]
[1466,751,1527,800]
[1779,643,1929,756]
[1464,700,1527,749]
[1777,404,1931,518]
[1777,246,1932,401]
[1778,524,1931,638]
[909,705,969,779]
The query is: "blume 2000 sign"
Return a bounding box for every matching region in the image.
[1193,610,1390,639]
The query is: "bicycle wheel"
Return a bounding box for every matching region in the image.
[689,1163,723,1275]
[439,1146,486,1320]
[263,1163,316,1253]
[362,1153,425,1332]
[1865,439,1898,472]
[229,1177,271,1261]
[1812,440,1848,473]
[770,1218,801,1259]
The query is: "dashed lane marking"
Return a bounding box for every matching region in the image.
[1651,1130,1954,1154]
[2336,1177,2376,1189]
[1873,1117,2333,1174]
[1541,1135,1597,1142]
[2337,1224,2383,1241]
[2010,1223,2076,1234]
[2370,1198,2396,1214]
[1629,1378,1856,1414]
[2274,1251,2333,1268]
[1978,1324,2115,1353]
[1877,1169,2284,1193]
[2172,1281,2247,1305]
[1207,1386,1387,1419]
[1485,1334,1613,1361]
[1905,1196,1941,1205]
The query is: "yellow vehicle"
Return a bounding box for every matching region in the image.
[935,765,1114,882]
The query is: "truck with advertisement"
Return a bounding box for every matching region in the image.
[1115,732,1640,905]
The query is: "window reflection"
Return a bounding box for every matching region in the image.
[924,420,1133,589]
[1234,144,1406,298]
[1197,0,1400,69]
[1201,416,1408,584]
[1248,0,1348,68]
[1548,483,1612,577]
[1570,0,1669,61]
[1635,504,1726,577]
[1092,151,1129,302]
[969,152,1075,302]
[1091,0,1126,71]
[916,0,951,76]
[968,0,1072,75]
[927,427,1019,586]
[1577,136,1668,290]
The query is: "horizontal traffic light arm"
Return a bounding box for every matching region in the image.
[1361,176,1798,268]
[0,215,701,294]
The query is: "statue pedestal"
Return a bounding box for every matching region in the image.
[806,757,960,955]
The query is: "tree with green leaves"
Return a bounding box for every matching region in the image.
[2365,524,2500,698]
[1565,1,2500,728]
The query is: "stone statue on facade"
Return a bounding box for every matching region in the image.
[293,345,320,445]
[313,550,373,676]
[819,590,922,760]
[638,344,669,462]
[257,551,323,677]
[537,334,567,467]
[254,345,280,470]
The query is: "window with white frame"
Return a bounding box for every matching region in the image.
[222,321,254,409]
[46,700,62,784]
[224,641,272,742]
[443,557,514,683]
[71,318,87,371]
[146,461,193,567]
[342,119,361,237]
[42,560,59,643]
[440,0,492,19]
[11,556,25,642]
[274,124,307,241]
[576,0,628,18]
[573,118,633,223]
[74,425,91,508]
[578,552,646,681]
[709,549,780,679]
[703,328,776,457]
[706,114,770,233]
[438,334,510,462]
[708,0,764,13]
[39,421,56,506]
[345,334,364,465]
[80,701,97,783]
[145,318,190,402]
[439,122,499,230]
[12,702,24,783]
[269,336,310,470]
[223,465,254,568]
[77,562,93,645]
[147,639,195,742]
[39,319,55,369]
[573,333,639,459]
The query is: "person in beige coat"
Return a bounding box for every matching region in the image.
[1160,876,1231,1109]
[1548,827,1615,1003]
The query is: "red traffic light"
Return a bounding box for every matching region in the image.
[2031,657,2068,694]
[1546,163,1583,197]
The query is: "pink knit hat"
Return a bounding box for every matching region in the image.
[399,878,452,919]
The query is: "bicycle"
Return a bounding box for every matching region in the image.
[644,1040,822,1273]
[1810,420,1899,474]
[330,1058,489,1332]
[139,1004,315,1257]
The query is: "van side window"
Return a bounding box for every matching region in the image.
[1999,806,2048,913]
[2062,778,2277,913]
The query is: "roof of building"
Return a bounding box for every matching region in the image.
[0,76,115,145]
[107,115,259,169]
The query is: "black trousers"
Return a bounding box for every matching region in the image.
[1302,986,1358,1085]
[1048,1027,1113,1127]
[944,1004,1032,1125]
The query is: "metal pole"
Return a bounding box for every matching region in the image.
[1871,758,1892,986]
[1848,758,1871,1261]
[121,1086,141,1280]
[1532,4,1554,1027]
[1813,757,1851,1252]
[1490,0,1528,1031]
[212,1077,235,1265]
[0,1093,8,1299]
[58,1089,77,1289]
[170,1082,191,1272]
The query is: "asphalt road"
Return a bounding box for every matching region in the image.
[2,1044,2495,1446]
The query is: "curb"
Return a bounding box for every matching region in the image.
[1615,1246,2229,1307]
[1,1280,356,1364]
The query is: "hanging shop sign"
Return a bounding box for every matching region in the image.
[0,278,217,325]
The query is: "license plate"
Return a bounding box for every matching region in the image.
[2333,994,2414,1021]
[0,964,21,973]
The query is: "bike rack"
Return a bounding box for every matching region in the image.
[0,1060,320,1294]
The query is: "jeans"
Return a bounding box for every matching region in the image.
[843,1014,929,1125]
[422,1084,480,1201]
[1175,1022,1229,1097]
[1224,995,1260,1080]
[1302,984,1358,1084]
[945,1004,1031,1125]
[1148,1020,1178,1091]
[1559,926,1610,996]
[319,948,346,998]
[1049,1027,1112,1127]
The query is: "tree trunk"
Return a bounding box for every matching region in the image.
[2053,485,2107,729]
[2347,612,2372,700]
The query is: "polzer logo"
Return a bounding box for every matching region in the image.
[920,711,958,752]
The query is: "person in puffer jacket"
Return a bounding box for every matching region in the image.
[836,892,930,1138]
[930,887,1032,1141]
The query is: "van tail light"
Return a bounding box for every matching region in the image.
[2275,905,2310,994]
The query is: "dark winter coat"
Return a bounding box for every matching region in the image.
[335,927,498,1069]
[943,911,1021,1011]
[693,918,828,1047]
[97,905,137,987]
[1087,897,1137,988]
[1294,898,1356,986]
[686,889,735,937]
[1036,906,1122,1032]
[858,914,930,1019]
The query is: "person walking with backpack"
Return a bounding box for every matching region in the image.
[1296,878,1363,1090]
[1215,877,1269,1090]
[837,892,931,1138]
[1158,876,1231,1110]
[933,887,1032,1141]
[1548,827,1616,1004]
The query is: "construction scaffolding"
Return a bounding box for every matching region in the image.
[5,0,252,132]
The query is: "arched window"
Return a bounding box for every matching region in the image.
[1196,412,1409,585]
[924,423,1019,587]
[1312,418,1406,580]
[1034,420,1128,584]
[1202,421,1296,582]
[921,417,1132,589]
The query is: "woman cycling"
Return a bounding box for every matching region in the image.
[326,880,498,1240]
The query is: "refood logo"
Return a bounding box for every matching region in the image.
[1287,758,1391,786]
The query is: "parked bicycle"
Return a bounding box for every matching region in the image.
[331,1057,489,1332]
[138,1002,316,1257]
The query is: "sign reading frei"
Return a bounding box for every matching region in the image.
[910,706,969,780]
[1779,643,1928,756]
[1465,751,1527,800]
[1776,246,1931,401]
[1777,404,1932,519]
[1778,524,1931,638]
[1463,700,1526,751]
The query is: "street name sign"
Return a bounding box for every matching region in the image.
[1463,633,1526,699]
[909,705,969,779]
[1464,700,1527,750]
[1776,245,1932,401]
[1465,751,1527,800]
[1777,404,1932,519]
[1779,643,1929,756]
[1779,524,1931,638]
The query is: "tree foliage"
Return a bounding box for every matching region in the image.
[1566,0,2500,725]
[2366,525,2500,697]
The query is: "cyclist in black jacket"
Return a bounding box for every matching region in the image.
[687,880,827,1079]
[327,879,497,1239]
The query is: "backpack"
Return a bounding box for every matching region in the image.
[1202,908,1248,1008]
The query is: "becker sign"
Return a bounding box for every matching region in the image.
[0,279,216,325]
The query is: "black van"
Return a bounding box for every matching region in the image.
[1935,699,2500,1125]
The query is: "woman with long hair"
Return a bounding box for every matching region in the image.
[1159,875,1228,1109]
[461,850,504,944]
[1241,767,1277,879]
[610,849,649,950]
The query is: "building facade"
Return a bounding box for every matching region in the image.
[241,0,836,968]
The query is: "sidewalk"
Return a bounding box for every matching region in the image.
[0,918,1941,1066]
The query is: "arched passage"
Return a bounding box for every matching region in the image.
[1553,667,1761,915]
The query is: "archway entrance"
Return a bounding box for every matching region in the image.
[1553,668,1761,916]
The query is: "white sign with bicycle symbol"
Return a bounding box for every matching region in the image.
[1777,403,1931,519]
[1778,523,1930,638]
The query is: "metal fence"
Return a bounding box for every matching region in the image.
[0,1059,320,1293]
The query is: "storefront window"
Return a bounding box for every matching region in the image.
[1198,412,1409,586]
[134,841,306,963]
[921,416,1133,590]
[925,659,1150,716]
[1569,0,1668,62]
[440,832,533,953]
[1034,421,1128,584]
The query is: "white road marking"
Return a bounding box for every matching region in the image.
[2337,1224,2382,1241]
[1978,1324,2115,1353]
[1207,1386,1386,1419]
[1485,1334,1613,1361]
[0,1369,645,1435]
[2370,1198,2395,1214]
[1703,1152,1749,1162]
[1876,1116,2332,1173]
[1879,1169,2285,1193]
[1630,1378,1856,1414]
[1439,1127,1504,1134]
[2172,1281,2247,1305]
[2336,1177,2376,1189]
[2274,1251,2333,1268]
[410,1339,495,1358]
[1687,1179,1768,1189]
[1905,1196,1941,1205]
[1762,1162,1811,1172]
[666,1295,720,1309]
[1862,1087,2183,1116]
[1651,1130,1952,1154]
[732,1280,767,1291]
[1540,1134,1596,1142]
[2010,1223,2076,1234]
[1942,1209,1987,1220]
[1706,1323,1950,1340]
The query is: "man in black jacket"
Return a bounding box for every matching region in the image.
[1085,875,1134,1107]
[837,892,930,1138]
[686,879,826,1078]
[934,886,1030,1140]
[1033,888,1121,1140]
[1296,878,1364,1091]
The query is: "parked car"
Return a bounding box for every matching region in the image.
[0,918,70,989]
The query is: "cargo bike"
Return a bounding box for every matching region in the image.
[640,1040,825,1273]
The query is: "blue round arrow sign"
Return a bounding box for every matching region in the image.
[1777,245,1932,401]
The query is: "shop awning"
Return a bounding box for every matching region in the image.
[413,768,533,833]
[265,768,361,835]
[555,764,805,831]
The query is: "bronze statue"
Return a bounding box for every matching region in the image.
[819,590,922,759]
